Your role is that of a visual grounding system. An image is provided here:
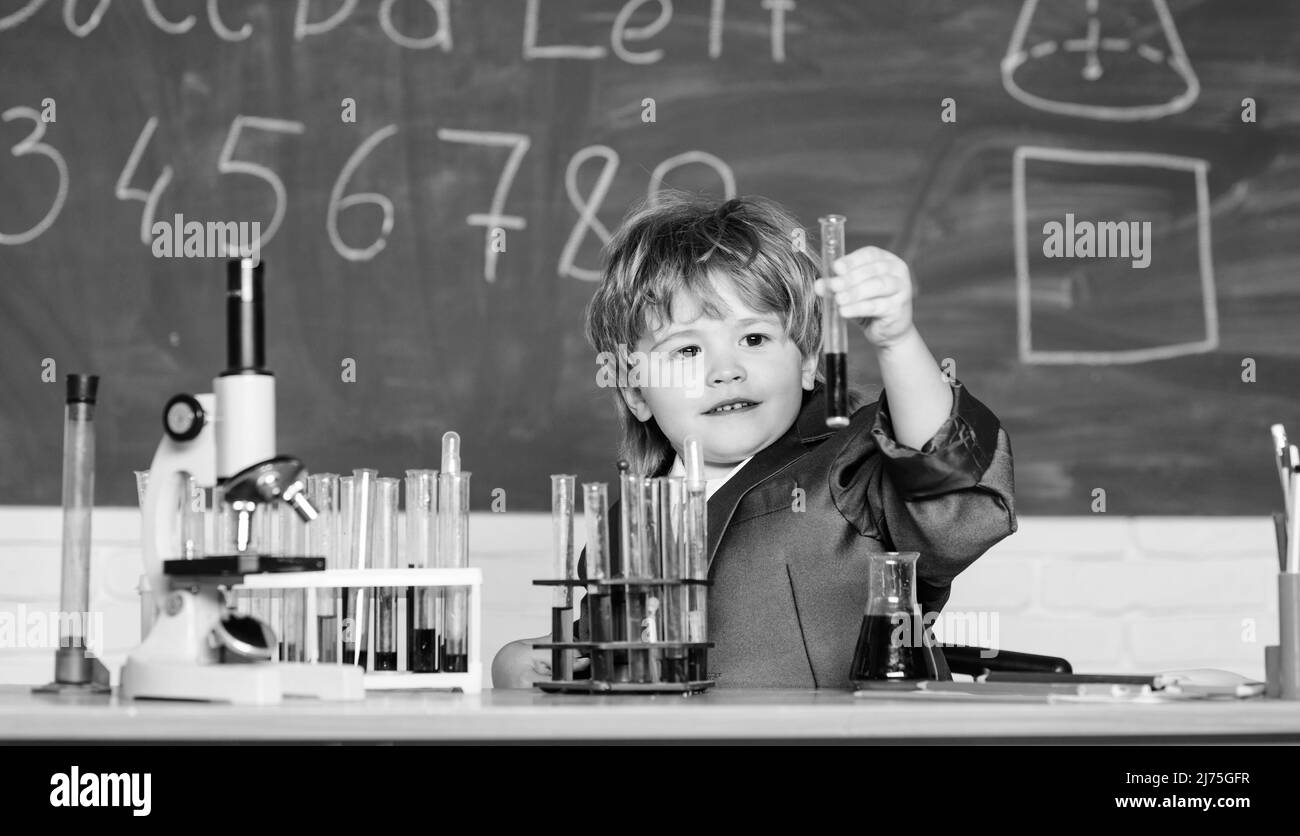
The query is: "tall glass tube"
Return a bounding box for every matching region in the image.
[583,482,612,681]
[347,469,377,669]
[406,469,439,672]
[308,473,340,663]
[133,470,157,636]
[661,476,687,683]
[337,475,355,664]
[438,432,470,673]
[819,214,850,428]
[280,497,308,661]
[58,375,96,660]
[638,477,663,682]
[684,436,709,681]
[372,477,399,671]
[550,475,576,680]
[618,467,644,682]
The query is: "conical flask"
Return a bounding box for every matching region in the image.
[850,552,939,688]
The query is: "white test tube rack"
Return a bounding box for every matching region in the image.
[233,567,483,694]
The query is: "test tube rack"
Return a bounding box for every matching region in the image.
[235,567,483,693]
[531,577,714,694]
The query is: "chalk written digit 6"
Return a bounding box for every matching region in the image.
[327,124,398,262]
[0,106,69,245]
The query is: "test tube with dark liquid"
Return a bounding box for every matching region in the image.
[550,475,576,681]
[372,477,399,671]
[307,473,340,663]
[405,469,439,672]
[583,482,612,681]
[819,214,850,429]
[438,433,470,673]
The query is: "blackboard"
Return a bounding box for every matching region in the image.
[1,0,1297,514]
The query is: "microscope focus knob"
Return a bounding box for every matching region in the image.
[162,394,206,442]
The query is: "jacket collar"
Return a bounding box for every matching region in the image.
[702,383,838,569]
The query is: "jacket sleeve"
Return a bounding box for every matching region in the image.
[828,379,1017,614]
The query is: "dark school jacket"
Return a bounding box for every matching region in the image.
[577,379,1017,689]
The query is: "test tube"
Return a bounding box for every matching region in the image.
[639,477,662,682]
[438,433,471,673]
[405,469,439,672]
[56,375,96,680]
[308,473,341,663]
[618,464,645,683]
[583,482,612,681]
[372,477,399,671]
[661,475,688,683]
[181,476,205,559]
[133,471,158,635]
[337,475,355,664]
[280,498,307,662]
[347,468,377,669]
[551,475,576,681]
[684,436,709,681]
[819,214,850,428]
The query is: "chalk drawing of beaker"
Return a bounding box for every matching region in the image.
[1002,0,1200,121]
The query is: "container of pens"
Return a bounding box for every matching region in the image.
[534,439,714,694]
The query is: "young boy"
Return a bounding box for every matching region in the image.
[493,193,1015,689]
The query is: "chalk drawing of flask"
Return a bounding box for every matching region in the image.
[1001,0,1199,121]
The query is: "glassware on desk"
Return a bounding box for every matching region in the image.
[850,552,940,688]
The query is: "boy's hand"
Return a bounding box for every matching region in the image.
[491,637,590,689]
[813,246,916,350]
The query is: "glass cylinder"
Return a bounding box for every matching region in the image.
[337,475,356,665]
[583,482,612,681]
[59,376,96,652]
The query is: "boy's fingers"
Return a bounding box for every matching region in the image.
[574,656,591,671]
[833,246,898,274]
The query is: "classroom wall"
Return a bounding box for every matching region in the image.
[0,509,1277,688]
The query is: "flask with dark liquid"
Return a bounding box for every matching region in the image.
[850,552,939,689]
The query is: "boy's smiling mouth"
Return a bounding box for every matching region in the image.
[703,398,760,415]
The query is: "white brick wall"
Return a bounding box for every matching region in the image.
[0,509,1279,686]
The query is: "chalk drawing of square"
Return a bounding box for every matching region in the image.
[1012,146,1216,365]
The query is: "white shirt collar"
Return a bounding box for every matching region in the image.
[667,455,753,501]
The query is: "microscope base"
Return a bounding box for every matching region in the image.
[120,660,364,705]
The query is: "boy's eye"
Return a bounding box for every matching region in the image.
[743,334,769,347]
[674,345,700,359]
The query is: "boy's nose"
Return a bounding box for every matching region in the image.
[709,361,746,385]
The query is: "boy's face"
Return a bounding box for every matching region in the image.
[622,272,818,468]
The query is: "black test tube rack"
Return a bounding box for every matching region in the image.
[531,577,714,694]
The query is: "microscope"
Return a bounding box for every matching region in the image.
[120,258,363,704]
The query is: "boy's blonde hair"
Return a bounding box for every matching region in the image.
[585,191,828,476]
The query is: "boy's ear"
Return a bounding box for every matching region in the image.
[800,353,818,391]
[619,386,654,422]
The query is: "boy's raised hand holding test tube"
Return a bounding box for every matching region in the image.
[814,245,954,451]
